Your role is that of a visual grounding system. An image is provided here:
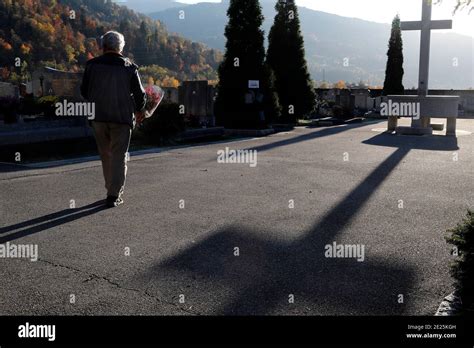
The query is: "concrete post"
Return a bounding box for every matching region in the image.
[388,116,398,132]
[447,118,457,136]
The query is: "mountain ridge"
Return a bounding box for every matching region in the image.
[147,1,474,89]
[114,0,187,14]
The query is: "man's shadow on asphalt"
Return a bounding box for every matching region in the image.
[141,132,458,315]
[0,200,107,243]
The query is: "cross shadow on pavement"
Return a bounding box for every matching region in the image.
[140,146,416,315]
[242,121,384,154]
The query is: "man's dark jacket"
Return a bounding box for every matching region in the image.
[81,52,146,128]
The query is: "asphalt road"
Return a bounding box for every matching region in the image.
[1,119,473,315]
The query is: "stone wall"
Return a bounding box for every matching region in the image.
[320,87,474,116]
[32,67,82,99]
[0,82,19,98]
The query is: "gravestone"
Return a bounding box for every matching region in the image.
[178,80,217,126]
[387,0,460,136]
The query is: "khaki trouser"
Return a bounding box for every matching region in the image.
[92,121,132,198]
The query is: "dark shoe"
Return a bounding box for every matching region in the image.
[106,195,124,208]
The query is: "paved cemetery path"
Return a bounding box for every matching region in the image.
[1,119,473,315]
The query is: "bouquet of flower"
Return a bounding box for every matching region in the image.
[144,85,165,118]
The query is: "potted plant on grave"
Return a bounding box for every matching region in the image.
[38,95,59,118]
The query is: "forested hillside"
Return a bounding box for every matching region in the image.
[0,0,222,84]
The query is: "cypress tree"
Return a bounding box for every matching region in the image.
[215,0,280,129]
[383,15,405,96]
[266,0,316,123]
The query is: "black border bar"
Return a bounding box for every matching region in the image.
[0,316,473,345]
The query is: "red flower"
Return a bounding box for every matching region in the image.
[144,85,165,118]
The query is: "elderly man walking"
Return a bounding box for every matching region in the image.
[81,31,147,208]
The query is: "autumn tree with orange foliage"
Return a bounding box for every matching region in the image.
[0,0,221,83]
[333,80,347,89]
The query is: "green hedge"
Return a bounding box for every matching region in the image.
[133,102,184,146]
[0,96,19,123]
[446,210,474,314]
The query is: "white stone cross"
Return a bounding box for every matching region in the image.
[387,0,458,135]
[401,0,453,97]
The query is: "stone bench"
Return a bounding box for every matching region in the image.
[387,95,459,136]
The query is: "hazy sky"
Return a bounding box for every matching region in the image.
[178,0,474,37]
